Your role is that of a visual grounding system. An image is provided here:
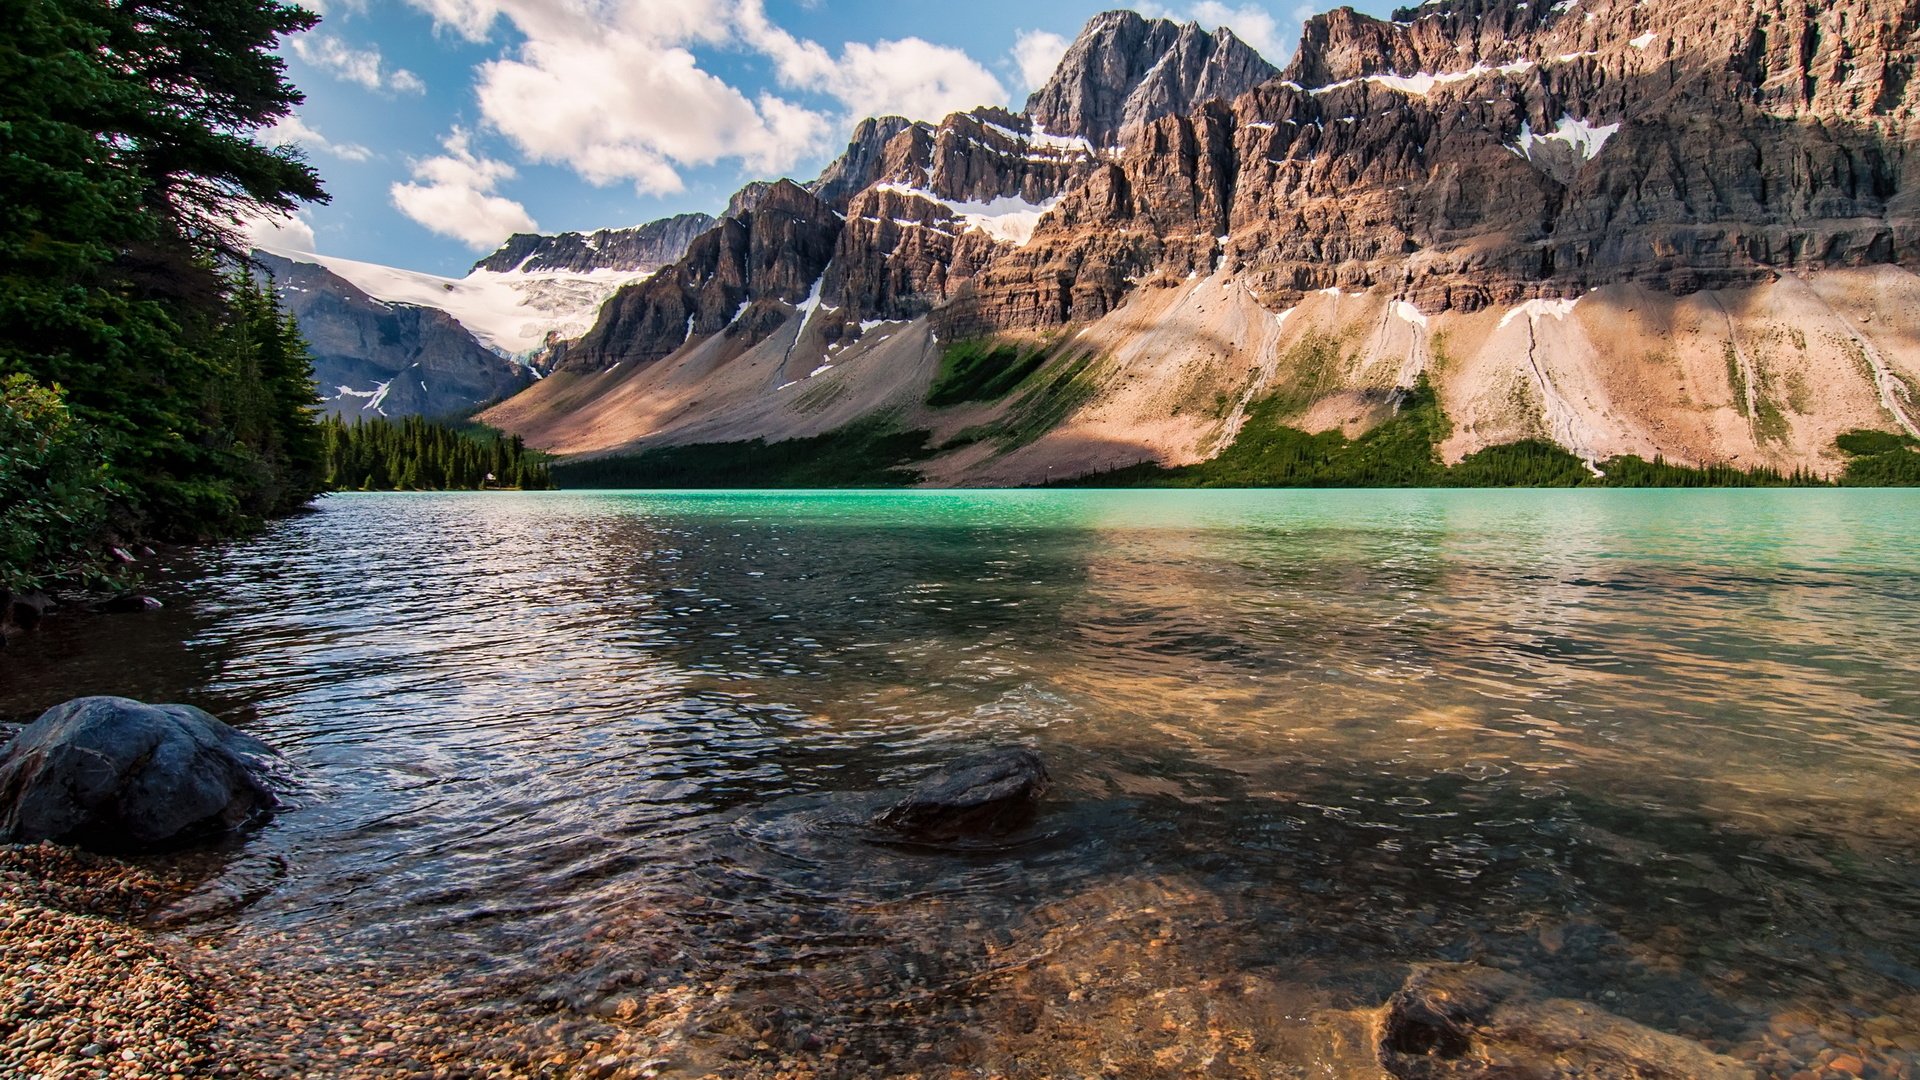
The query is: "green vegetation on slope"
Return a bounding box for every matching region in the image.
[543,374,1905,493]
[1834,429,1920,486]
[1062,377,1827,488]
[323,417,554,491]
[925,340,1055,407]
[0,0,330,590]
[935,347,1102,453]
[550,420,936,489]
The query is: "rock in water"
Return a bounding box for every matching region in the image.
[873,747,1050,840]
[0,696,281,851]
[2,590,52,634]
[1379,964,1754,1079]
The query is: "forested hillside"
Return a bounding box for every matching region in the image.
[0,0,329,592]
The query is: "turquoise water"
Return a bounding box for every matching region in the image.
[5,489,1918,1076]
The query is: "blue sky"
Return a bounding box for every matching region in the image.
[256,0,1397,276]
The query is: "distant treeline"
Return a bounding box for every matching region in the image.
[549,420,927,488]
[323,417,553,491]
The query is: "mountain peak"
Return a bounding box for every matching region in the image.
[471,213,715,275]
[1024,9,1278,148]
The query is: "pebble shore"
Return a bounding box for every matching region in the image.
[0,845,213,1079]
[5,841,1919,1079]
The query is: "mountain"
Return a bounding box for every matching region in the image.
[255,251,530,419]
[255,212,713,417]
[479,0,1920,481]
[470,213,715,274]
[1024,10,1278,148]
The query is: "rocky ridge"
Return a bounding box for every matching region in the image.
[483,0,1917,478]
[955,0,1920,332]
[1025,9,1278,149]
[471,213,716,275]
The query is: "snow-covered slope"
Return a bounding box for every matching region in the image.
[257,244,656,361]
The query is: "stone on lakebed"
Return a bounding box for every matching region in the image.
[873,746,1050,840]
[0,696,282,852]
[1379,963,1754,1079]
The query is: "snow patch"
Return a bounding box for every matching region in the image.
[1510,114,1620,165]
[1499,297,1580,329]
[1313,60,1535,98]
[792,275,827,334]
[1391,300,1429,328]
[1629,32,1656,48]
[871,182,1059,246]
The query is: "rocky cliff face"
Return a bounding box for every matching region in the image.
[472,213,715,274]
[1025,10,1278,148]
[553,181,841,370]
[951,0,1919,335]
[810,116,926,208]
[256,252,530,418]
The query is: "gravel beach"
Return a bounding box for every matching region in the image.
[0,844,214,1079]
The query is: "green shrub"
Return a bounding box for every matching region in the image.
[0,376,126,591]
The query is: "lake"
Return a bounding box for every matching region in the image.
[5,489,1918,1077]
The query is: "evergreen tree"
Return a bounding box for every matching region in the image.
[0,0,330,582]
[317,416,554,492]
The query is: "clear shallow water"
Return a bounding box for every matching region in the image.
[5,489,1920,1076]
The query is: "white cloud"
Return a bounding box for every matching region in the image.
[405,0,823,196]
[403,0,503,40]
[261,115,373,162]
[477,36,829,195]
[390,128,539,249]
[243,210,318,253]
[737,0,1004,122]
[406,0,727,46]
[289,33,427,95]
[394,0,1001,196]
[1011,30,1070,93]
[829,38,1006,122]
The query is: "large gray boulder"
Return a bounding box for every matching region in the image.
[873,747,1050,840]
[0,696,281,851]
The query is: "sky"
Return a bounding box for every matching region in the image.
[252,0,1398,277]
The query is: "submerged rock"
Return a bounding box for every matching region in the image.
[873,747,1050,840]
[1,589,52,635]
[0,696,281,852]
[1378,964,1754,1079]
[97,593,164,614]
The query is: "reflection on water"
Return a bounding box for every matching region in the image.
[5,489,1919,1077]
